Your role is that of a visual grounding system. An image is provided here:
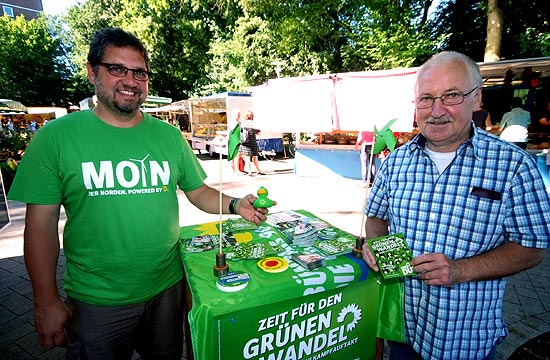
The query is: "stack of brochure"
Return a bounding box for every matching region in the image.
[285,222,319,247]
[291,253,326,270]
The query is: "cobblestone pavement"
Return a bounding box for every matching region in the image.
[1,155,549,359]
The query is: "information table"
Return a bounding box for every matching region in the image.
[180,210,383,360]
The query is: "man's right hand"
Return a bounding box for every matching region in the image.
[34,299,72,349]
[361,242,380,272]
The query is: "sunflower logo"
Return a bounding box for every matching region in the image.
[336,304,362,332]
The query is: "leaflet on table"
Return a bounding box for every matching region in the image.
[266,210,331,229]
[313,235,356,256]
[226,242,278,260]
[182,233,237,253]
[217,218,258,233]
[367,233,415,279]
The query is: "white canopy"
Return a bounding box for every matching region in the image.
[249,68,418,133]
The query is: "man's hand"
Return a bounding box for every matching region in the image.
[412,253,462,286]
[34,299,72,349]
[237,194,277,225]
[361,242,379,272]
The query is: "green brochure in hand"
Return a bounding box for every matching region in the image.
[367,233,414,279]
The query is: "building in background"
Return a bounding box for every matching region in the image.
[0,0,42,19]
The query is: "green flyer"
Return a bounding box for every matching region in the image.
[367,233,414,279]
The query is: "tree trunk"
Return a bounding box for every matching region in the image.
[484,0,503,62]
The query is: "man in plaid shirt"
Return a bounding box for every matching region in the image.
[362,51,550,360]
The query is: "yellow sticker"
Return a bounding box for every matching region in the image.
[257,257,289,273]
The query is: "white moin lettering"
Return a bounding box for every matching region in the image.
[82,157,170,190]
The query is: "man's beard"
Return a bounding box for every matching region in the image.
[113,98,141,114]
[95,82,145,115]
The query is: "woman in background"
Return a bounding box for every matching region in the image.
[237,111,265,175]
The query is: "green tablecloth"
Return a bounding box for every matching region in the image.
[180,210,386,360]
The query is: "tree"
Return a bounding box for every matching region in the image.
[64,0,125,103]
[202,0,437,94]
[430,0,550,61]
[0,15,71,106]
[502,0,550,58]
[429,0,487,61]
[484,0,502,61]
[120,0,218,100]
[65,0,217,100]
[56,0,550,104]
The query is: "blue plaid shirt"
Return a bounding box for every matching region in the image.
[366,127,550,359]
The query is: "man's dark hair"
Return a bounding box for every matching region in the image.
[512,97,524,109]
[87,28,150,71]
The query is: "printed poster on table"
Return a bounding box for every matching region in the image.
[215,283,379,360]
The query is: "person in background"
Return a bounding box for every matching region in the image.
[361,51,550,360]
[8,28,272,360]
[354,130,375,187]
[230,109,244,173]
[237,110,265,175]
[499,96,531,149]
[536,98,550,131]
[524,73,543,113]
[472,101,492,131]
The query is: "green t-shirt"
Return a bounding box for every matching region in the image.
[8,110,207,306]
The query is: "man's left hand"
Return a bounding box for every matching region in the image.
[237,194,276,225]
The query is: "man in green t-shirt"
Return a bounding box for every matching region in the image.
[8,28,271,359]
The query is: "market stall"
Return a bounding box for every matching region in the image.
[188,92,283,157]
[180,210,390,360]
[249,69,417,179]
[249,57,550,180]
[142,101,191,134]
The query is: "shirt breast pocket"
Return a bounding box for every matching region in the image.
[470,186,502,201]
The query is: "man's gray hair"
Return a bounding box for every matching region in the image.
[417,51,483,89]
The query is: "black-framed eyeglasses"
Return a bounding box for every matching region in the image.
[98,62,151,81]
[414,86,479,109]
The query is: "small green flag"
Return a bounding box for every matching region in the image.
[227,123,241,160]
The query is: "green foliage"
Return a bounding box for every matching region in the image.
[0,15,71,107]
[64,0,124,100]
[202,16,276,95]
[519,28,550,57]
[3,0,550,107]
[65,0,216,100]
[202,0,436,93]
[430,0,550,61]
